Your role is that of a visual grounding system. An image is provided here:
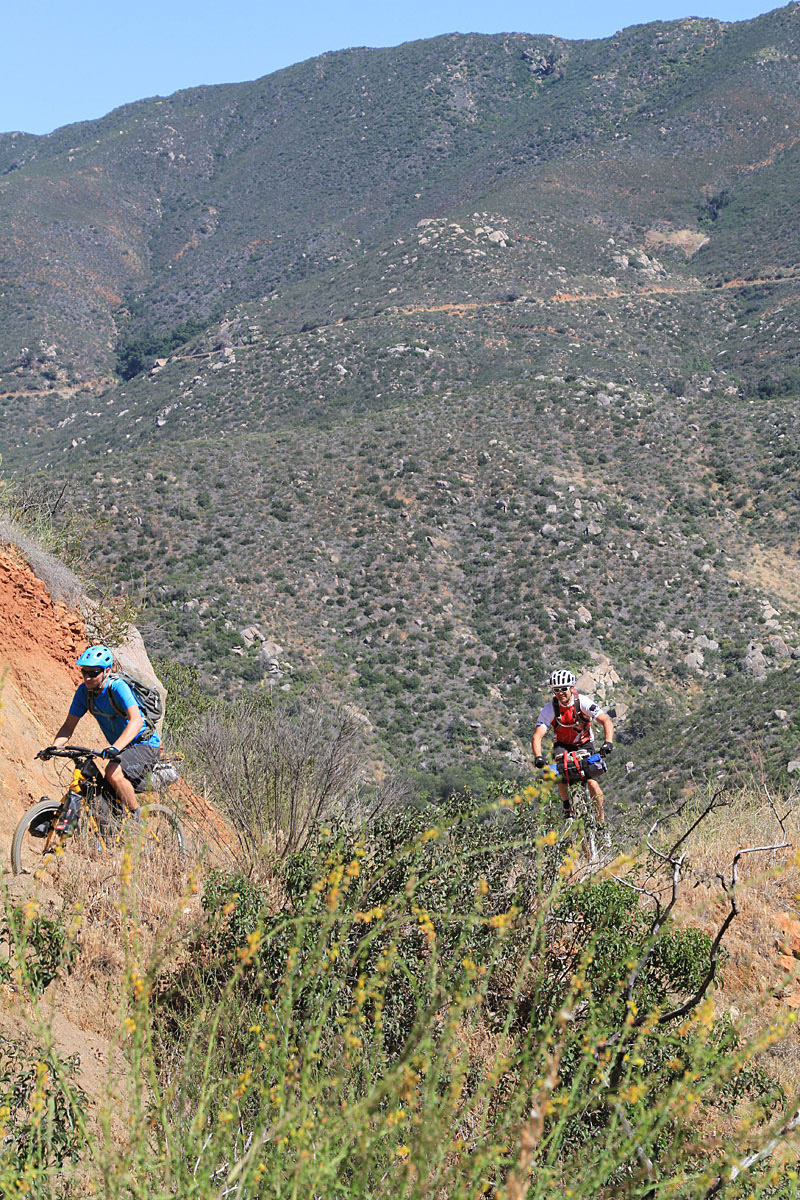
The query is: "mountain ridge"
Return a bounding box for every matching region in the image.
[3,7,799,392]
[3,7,800,800]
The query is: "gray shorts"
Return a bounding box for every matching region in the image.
[118,742,160,791]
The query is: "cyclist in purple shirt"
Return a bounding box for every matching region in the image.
[49,645,160,814]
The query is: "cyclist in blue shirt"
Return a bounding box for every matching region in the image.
[49,645,160,815]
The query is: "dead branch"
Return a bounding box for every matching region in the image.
[600,793,791,1083]
[702,1103,800,1198]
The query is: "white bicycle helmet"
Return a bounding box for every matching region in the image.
[549,668,576,689]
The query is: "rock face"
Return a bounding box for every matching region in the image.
[577,656,620,701]
[0,540,164,838]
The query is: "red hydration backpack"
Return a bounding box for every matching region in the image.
[550,688,593,747]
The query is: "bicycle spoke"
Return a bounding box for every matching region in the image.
[124,805,186,881]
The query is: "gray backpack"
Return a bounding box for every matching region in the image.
[88,673,163,733]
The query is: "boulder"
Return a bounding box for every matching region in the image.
[241,625,265,648]
[743,643,768,680]
[776,913,800,958]
[769,634,791,661]
[577,656,620,701]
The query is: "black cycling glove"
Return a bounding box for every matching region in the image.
[534,755,546,769]
[600,742,614,756]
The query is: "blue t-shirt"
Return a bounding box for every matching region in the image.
[69,678,160,748]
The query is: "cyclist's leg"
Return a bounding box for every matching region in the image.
[552,745,575,817]
[104,744,159,814]
[587,778,605,824]
[103,761,139,813]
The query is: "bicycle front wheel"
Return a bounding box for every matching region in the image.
[10,800,62,876]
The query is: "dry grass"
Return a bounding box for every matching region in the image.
[642,785,800,1095]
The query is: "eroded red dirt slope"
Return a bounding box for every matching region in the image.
[0,547,87,841]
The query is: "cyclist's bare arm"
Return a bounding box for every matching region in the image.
[110,705,144,753]
[52,713,80,748]
[531,723,548,758]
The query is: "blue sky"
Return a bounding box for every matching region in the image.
[3,0,785,136]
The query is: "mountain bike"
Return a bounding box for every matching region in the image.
[11,746,186,876]
[542,747,611,865]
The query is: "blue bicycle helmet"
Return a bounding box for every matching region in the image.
[76,645,113,669]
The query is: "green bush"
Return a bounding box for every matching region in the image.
[0,1038,87,1178]
[147,788,787,1198]
[0,907,79,995]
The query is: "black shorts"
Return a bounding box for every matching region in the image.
[118,742,160,791]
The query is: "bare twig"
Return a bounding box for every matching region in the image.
[702,1103,800,1198]
[600,792,791,1080]
[612,1101,656,1183]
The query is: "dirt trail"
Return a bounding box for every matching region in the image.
[396,272,800,320]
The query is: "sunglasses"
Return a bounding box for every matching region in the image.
[81,667,105,678]
[552,687,572,695]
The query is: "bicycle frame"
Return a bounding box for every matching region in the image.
[564,780,601,864]
[540,751,610,867]
[40,750,124,854]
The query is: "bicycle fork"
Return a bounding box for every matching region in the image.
[52,768,84,838]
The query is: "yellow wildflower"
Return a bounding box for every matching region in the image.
[237,928,262,965]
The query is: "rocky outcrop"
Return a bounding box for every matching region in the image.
[112,623,166,734]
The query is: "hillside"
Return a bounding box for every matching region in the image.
[0,546,87,826]
[2,7,800,801]
[1,509,800,1197]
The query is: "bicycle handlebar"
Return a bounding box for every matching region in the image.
[37,745,112,762]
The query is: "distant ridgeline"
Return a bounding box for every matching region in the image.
[3,5,800,802]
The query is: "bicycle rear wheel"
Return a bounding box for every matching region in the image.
[128,804,186,874]
[10,800,61,875]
